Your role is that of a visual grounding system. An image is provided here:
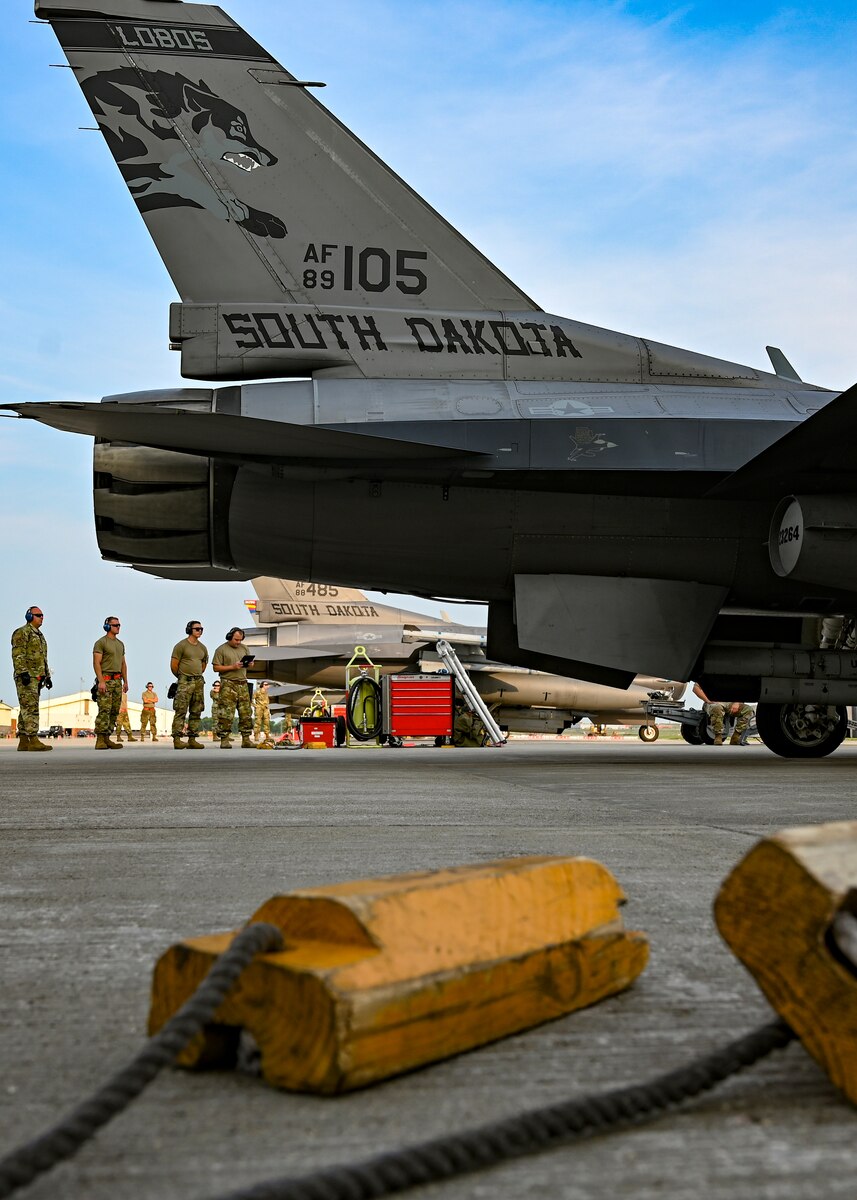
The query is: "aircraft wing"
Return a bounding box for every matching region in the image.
[1,403,478,465]
[709,381,857,499]
[247,647,342,663]
[266,684,315,699]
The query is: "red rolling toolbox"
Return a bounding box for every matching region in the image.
[382,674,454,739]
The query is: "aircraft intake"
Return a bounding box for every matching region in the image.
[768,495,857,591]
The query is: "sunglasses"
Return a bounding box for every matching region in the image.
[192,625,204,630]
[31,613,44,618]
[109,622,121,627]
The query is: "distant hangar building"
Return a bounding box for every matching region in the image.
[0,691,173,737]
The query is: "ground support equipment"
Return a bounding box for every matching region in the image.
[435,639,506,746]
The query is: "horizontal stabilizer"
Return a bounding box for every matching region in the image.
[246,647,341,663]
[709,381,857,499]
[132,565,252,582]
[2,402,477,464]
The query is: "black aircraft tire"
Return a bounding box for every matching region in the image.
[680,724,703,746]
[334,715,347,746]
[756,702,848,759]
[638,724,659,743]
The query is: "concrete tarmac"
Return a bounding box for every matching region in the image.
[2,737,856,1199]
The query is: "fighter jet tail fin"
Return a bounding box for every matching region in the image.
[252,577,371,623]
[39,0,534,312]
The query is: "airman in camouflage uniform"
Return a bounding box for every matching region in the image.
[209,680,222,740]
[170,622,209,750]
[253,681,273,747]
[115,691,136,741]
[11,606,52,752]
[452,702,485,747]
[212,628,254,749]
[93,617,128,750]
[140,683,159,740]
[692,683,753,745]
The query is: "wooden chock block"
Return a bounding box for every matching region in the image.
[149,856,648,1094]
[715,821,857,1104]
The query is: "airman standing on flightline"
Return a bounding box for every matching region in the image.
[253,680,273,747]
[170,621,209,750]
[115,691,137,741]
[11,606,53,752]
[93,616,128,750]
[212,627,254,750]
[209,679,221,741]
[692,683,753,746]
[140,682,159,741]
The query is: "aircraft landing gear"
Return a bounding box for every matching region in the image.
[755,702,847,759]
[680,723,702,745]
[638,724,659,743]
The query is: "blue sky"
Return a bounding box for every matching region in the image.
[2,0,857,698]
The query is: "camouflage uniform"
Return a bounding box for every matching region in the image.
[172,676,206,737]
[93,634,126,737]
[253,688,271,742]
[11,623,50,737]
[452,706,485,748]
[115,696,135,740]
[218,677,252,737]
[140,688,158,739]
[170,638,208,740]
[820,616,857,650]
[706,702,753,743]
[209,686,221,739]
[212,641,253,741]
[94,678,124,735]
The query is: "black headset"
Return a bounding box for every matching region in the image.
[186,620,201,635]
[25,607,38,623]
[225,627,244,641]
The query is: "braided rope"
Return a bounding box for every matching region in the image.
[210,1019,796,1200]
[0,922,284,1199]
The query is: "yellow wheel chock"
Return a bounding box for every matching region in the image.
[149,856,648,1094]
[716,820,857,1105]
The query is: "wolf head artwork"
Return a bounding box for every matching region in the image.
[81,69,287,238]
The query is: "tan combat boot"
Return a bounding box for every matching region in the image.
[126,734,137,742]
[94,734,110,749]
[713,735,723,745]
[29,734,53,752]
[220,735,232,749]
[17,734,31,751]
[186,737,205,750]
[152,734,158,742]
[173,736,187,750]
[241,734,254,748]
[105,734,124,750]
[729,732,742,745]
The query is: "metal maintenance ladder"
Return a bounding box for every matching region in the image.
[435,639,506,746]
